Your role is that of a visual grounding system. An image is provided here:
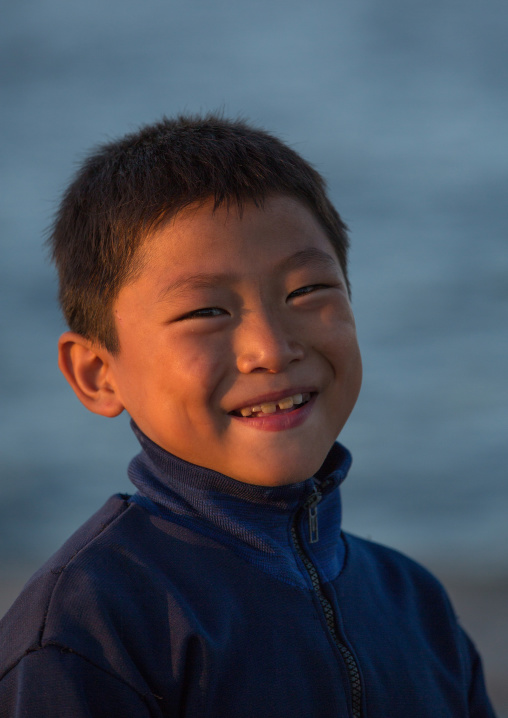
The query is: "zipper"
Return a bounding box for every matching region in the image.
[291,483,363,718]
[306,486,322,544]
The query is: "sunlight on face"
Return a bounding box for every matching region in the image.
[109,195,362,486]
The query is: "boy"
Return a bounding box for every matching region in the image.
[0,115,496,717]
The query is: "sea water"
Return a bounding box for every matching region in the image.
[1,0,507,579]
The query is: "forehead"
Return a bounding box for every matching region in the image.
[139,195,338,272]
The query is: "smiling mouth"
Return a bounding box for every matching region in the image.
[230,392,312,418]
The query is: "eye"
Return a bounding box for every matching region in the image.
[288,284,331,299]
[178,307,228,321]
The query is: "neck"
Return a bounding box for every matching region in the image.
[128,420,352,589]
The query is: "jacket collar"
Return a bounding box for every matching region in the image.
[128,420,352,589]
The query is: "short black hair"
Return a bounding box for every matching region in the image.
[49,114,350,353]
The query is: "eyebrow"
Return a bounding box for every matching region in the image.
[157,248,338,301]
[157,272,237,301]
[278,248,338,272]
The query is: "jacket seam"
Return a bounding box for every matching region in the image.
[0,642,158,711]
[38,497,133,647]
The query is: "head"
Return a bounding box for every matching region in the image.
[53,115,362,486]
[50,113,351,353]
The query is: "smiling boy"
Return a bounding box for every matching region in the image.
[63,195,362,487]
[0,115,495,717]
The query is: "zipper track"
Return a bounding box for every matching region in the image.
[290,517,362,718]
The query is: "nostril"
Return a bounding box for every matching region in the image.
[235,338,305,375]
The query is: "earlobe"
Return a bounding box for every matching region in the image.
[58,332,125,418]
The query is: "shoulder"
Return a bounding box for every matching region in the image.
[339,532,458,628]
[0,494,208,706]
[337,532,478,671]
[0,495,140,677]
[342,531,449,595]
[338,534,496,714]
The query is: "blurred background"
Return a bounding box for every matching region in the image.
[1,0,507,710]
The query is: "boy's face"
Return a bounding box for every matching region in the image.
[108,195,362,486]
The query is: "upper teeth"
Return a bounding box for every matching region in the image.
[239,393,308,417]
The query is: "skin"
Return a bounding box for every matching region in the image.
[59,195,362,486]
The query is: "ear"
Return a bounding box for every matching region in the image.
[58,332,124,418]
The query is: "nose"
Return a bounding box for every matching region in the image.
[235,309,305,374]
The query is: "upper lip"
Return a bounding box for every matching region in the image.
[226,387,318,414]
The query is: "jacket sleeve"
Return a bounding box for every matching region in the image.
[460,627,497,718]
[0,645,161,718]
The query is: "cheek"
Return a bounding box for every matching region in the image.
[165,339,232,397]
[316,313,360,359]
[306,297,357,341]
[322,323,362,393]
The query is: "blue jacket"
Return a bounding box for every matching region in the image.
[0,424,496,717]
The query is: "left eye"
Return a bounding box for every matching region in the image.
[288,284,328,299]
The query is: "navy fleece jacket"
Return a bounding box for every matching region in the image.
[0,424,496,717]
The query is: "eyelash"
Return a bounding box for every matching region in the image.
[288,284,330,298]
[179,307,227,320]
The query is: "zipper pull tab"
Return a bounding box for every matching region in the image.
[309,503,319,544]
[307,488,322,544]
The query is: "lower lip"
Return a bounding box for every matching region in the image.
[230,394,317,432]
